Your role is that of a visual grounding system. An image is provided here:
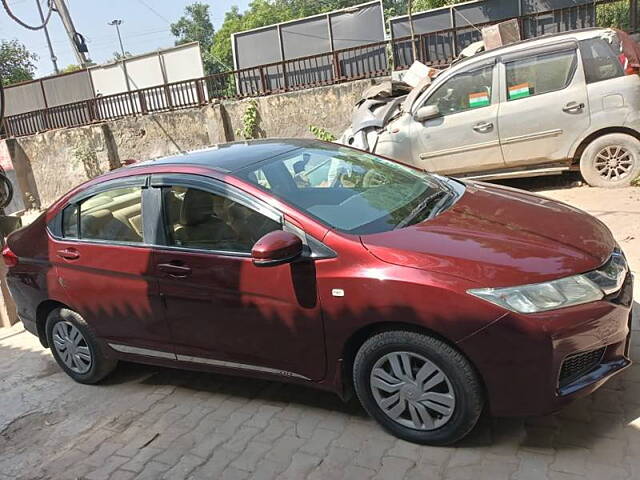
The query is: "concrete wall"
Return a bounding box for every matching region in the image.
[5,77,378,209]
[222,78,375,140]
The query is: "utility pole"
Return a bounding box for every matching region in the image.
[52,0,90,67]
[408,0,417,63]
[108,19,126,59]
[108,19,131,92]
[36,0,59,74]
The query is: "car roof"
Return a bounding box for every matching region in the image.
[448,27,613,75]
[131,138,319,173]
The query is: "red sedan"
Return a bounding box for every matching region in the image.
[4,139,633,445]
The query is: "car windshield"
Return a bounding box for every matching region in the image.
[238,144,459,235]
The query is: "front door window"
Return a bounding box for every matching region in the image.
[424,65,494,115]
[163,186,280,252]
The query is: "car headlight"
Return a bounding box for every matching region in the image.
[468,250,628,314]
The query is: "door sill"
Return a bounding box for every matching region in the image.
[455,164,570,181]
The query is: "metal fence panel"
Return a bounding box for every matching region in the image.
[42,70,93,108]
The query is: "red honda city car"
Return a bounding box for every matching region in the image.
[5,139,633,445]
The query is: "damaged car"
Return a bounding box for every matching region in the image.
[340,28,640,187]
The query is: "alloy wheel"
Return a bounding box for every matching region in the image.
[370,351,456,431]
[595,145,635,182]
[52,321,92,374]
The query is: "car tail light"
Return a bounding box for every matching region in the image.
[2,245,18,268]
[618,53,638,75]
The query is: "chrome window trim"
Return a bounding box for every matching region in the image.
[151,244,253,258]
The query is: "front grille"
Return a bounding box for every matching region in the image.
[559,347,606,387]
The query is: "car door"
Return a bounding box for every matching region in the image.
[411,61,505,175]
[148,174,327,381]
[497,41,591,167]
[50,176,171,353]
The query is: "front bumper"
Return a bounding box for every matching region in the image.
[458,273,633,417]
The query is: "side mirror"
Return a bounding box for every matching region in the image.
[414,105,440,122]
[251,230,303,267]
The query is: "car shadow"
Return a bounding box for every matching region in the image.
[101,344,640,451]
[490,171,585,192]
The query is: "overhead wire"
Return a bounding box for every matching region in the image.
[1,0,53,30]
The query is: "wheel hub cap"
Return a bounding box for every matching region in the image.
[370,351,456,431]
[52,321,92,374]
[595,145,635,181]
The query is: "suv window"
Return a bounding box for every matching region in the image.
[163,186,280,253]
[579,37,623,84]
[505,49,577,101]
[77,187,144,243]
[424,65,493,115]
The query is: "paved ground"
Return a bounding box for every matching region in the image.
[2,179,640,480]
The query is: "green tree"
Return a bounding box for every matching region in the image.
[413,0,465,12]
[171,3,221,73]
[597,1,629,30]
[61,64,83,73]
[0,40,38,86]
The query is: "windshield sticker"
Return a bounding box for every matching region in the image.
[469,92,490,108]
[508,83,531,100]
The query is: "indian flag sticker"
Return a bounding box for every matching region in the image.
[469,92,490,108]
[509,83,531,100]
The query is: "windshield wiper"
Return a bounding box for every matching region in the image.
[394,190,450,230]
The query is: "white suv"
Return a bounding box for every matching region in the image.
[342,29,640,188]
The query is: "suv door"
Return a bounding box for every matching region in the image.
[411,62,505,175]
[149,174,327,382]
[49,177,171,353]
[498,42,590,167]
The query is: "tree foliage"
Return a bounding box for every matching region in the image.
[413,0,465,12]
[171,2,221,73]
[0,40,38,86]
[61,64,82,74]
[596,1,629,30]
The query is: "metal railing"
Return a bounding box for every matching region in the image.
[2,0,630,138]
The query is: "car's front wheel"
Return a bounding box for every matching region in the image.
[580,133,640,188]
[353,330,483,445]
[45,307,117,384]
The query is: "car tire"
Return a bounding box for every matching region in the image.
[580,133,640,188]
[353,330,483,445]
[45,307,117,384]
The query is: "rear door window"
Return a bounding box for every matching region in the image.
[579,37,624,83]
[505,49,577,101]
[78,187,144,243]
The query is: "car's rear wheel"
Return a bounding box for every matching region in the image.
[45,307,117,384]
[580,133,640,188]
[353,330,483,445]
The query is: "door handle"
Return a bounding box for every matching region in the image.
[157,263,192,278]
[473,121,494,133]
[562,102,585,113]
[57,248,80,260]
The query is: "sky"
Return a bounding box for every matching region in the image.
[0,0,251,78]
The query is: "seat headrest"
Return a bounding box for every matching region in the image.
[180,189,214,226]
[81,209,114,238]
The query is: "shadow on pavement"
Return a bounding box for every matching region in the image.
[490,171,585,192]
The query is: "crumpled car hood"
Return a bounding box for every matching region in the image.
[361,181,615,288]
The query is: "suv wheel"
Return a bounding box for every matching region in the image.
[580,133,640,188]
[45,307,117,384]
[353,331,483,445]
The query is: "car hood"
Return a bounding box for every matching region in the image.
[360,181,615,287]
